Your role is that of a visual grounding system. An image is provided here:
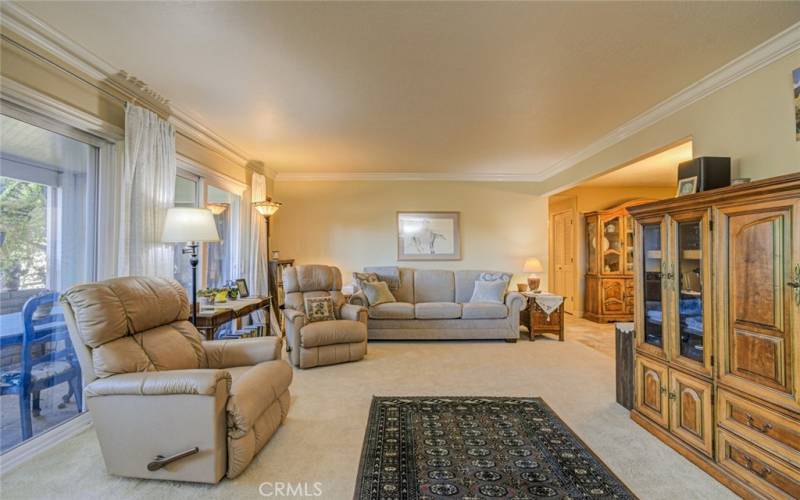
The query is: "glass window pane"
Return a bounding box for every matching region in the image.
[0,114,96,453]
[172,175,198,292]
[678,221,703,362]
[642,224,663,348]
[206,185,239,289]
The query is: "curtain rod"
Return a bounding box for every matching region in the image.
[1,33,128,106]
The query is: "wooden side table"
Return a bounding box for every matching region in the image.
[195,296,271,341]
[520,293,565,342]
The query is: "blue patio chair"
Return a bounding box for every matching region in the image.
[0,292,82,440]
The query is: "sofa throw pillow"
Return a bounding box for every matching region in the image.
[353,271,380,291]
[478,272,512,283]
[304,296,336,323]
[362,281,396,306]
[470,280,506,304]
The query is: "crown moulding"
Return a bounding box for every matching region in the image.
[1,2,798,184]
[0,1,256,172]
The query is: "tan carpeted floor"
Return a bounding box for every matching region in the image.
[1,319,735,500]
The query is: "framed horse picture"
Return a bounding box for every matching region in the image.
[397,211,461,261]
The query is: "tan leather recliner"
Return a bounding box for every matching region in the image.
[60,276,292,483]
[283,265,368,369]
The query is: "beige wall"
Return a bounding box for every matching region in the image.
[548,186,676,316]
[272,181,549,290]
[540,49,800,194]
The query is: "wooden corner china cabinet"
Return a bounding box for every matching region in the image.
[584,199,653,323]
[629,173,800,500]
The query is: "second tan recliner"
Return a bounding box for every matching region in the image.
[283,265,368,369]
[60,276,291,483]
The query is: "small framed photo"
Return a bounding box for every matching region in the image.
[235,278,250,298]
[676,176,698,197]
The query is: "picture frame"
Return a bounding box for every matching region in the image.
[397,211,461,261]
[676,176,698,197]
[235,278,250,298]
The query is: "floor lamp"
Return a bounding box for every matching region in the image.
[253,197,282,322]
[162,207,221,325]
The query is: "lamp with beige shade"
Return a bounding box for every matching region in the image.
[523,257,544,292]
[161,207,220,324]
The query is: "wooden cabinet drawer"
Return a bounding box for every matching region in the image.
[717,429,800,500]
[718,390,800,469]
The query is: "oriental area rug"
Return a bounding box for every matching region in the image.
[354,397,635,499]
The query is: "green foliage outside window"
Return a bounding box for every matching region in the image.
[0,177,47,291]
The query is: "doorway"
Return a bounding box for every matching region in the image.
[550,208,576,314]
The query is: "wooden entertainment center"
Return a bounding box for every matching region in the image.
[628,173,800,499]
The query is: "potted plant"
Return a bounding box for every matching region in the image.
[226,281,240,300]
[197,288,216,306]
[214,287,228,303]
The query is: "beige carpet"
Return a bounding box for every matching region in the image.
[1,323,735,500]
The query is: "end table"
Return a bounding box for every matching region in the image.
[520,292,565,342]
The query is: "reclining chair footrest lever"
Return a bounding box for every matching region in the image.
[147,447,200,471]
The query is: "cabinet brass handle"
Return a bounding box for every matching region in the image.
[743,455,772,479]
[745,413,773,434]
[147,447,200,471]
[668,392,677,400]
[790,264,800,305]
[756,466,772,479]
[660,386,667,394]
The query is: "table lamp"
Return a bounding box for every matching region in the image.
[161,207,220,324]
[523,257,544,292]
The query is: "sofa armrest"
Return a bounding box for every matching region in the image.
[340,303,368,324]
[283,308,306,365]
[284,308,306,331]
[84,369,231,398]
[203,337,282,368]
[505,291,526,311]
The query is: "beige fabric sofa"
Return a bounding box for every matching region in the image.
[351,268,526,341]
[61,276,291,483]
[283,265,368,369]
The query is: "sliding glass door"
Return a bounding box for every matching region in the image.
[0,113,98,453]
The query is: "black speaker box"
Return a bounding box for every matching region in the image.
[677,157,731,192]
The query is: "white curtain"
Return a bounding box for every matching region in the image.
[246,173,269,297]
[117,104,176,277]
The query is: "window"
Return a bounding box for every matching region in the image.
[171,166,243,297]
[171,173,200,292]
[206,184,240,288]
[0,113,98,453]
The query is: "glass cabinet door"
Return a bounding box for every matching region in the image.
[602,216,622,273]
[586,217,598,274]
[624,214,635,273]
[672,213,710,373]
[641,222,665,351]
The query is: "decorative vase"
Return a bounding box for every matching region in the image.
[527,276,540,292]
[517,283,528,292]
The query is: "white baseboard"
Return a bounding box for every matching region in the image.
[0,412,92,474]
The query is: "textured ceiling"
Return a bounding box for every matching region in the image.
[18,1,800,177]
